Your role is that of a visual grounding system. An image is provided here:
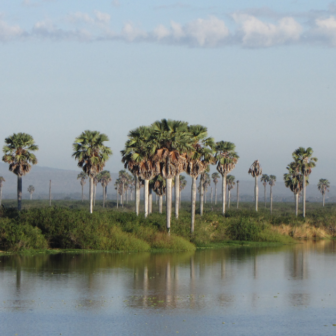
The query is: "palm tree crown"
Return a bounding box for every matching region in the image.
[318,179,330,195]
[269,175,276,187]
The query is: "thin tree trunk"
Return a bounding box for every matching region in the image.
[228,190,231,209]
[222,173,226,215]
[205,190,207,204]
[166,178,172,234]
[191,177,197,234]
[135,176,140,215]
[156,193,157,205]
[144,179,149,218]
[159,195,163,213]
[49,180,51,207]
[117,192,119,208]
[255,176,258,212]
[103,185,105,208]
[94,184,96,206]
[295,193,298,216]
[270,186,273,214]
[302,175,306,217]
[0,185,2,206]
[81,184,84,202]
[211,187,213,204]
[105,186,108,202]
[323,193,325,207]
[237,181,239,209]
[200,174,204,216]
[215,184,217,205]
[126,190,129,204]
[149,186,153,214]
[175,175,180,219]
[89,177,93,213]
[264,184,266,208]
[121,182,124,207]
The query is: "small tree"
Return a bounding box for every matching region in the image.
[226,175,235,209]
[317,179,330,207]
[27,185,35,200]
[248,160,262,212]
[260,174,269,208]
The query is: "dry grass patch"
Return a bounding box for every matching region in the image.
[272,224,330,239]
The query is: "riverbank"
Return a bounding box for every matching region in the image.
[1,203,334,254]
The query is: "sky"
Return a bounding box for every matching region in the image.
[0,0,335,184]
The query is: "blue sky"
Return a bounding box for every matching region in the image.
[0,0,336,184]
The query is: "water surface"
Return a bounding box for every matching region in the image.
[1,241,336,335]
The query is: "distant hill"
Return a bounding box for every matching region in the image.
[0,162,332,202]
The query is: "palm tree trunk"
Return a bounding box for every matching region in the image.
[81,185,84,202]
[237,182,239,209]
[17,175,22,211]
[323,193,325,207]
[215,184,217,205]
[89,177,93,213]
[49,180,51,207]
[159,195,163,213]
[264,184,266,208]
[149,186,153,214]
[126,190,129,204]
[302,175,306,217]
[121,182,124,207]
[175,175,180,219]
[103,186,105,208]
[222,173,227,215]
[144,179,149,218]
[135,176,140,215]
[191,177,197,234]
[0,185,2,206]
[211,187,213,204]
[205,190,207,204]
[166,178,172,234]
[228,190,231,209]
[295,193,298,216]
[270,186,273,214]
[156,193,157,205]
[94,184,96,206]
[255,176,258,212]
[200,175,204,216]
[117,192,119,208]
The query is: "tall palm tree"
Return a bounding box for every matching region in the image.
[292,147,317,217]
[2,133,38,211]
[269,175,276,214]
[211,172,220,205]
[118,170,129,207]
[248,160,262,212]
[199,167,210,214]
[203,172,210,204]
[317,178,330,207]
[72,130,112,214]
[27,185,35,200]
[77,172,87,202]
[114,178,123,208]
[0,176,5,206]
[129,176,135,201]
[151,119,193,231]
[215,141,239,215]
[93,176,98,206]
[260,174,270,208]
[122,126,157,218]
[284,166,304,216]
[186,125,215,233]
[226,175,235,209]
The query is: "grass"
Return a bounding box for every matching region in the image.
[1,199,334,254]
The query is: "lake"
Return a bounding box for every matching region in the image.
[1,241,336,336]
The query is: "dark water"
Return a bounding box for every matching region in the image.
[1,242,336,336]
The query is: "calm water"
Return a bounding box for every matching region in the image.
[1,242,336,336]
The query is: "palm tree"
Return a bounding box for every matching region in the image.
[248,160,262,212]
[0,176,5,206]
[269,175,276,214]
[151,119,193,231]
[215,141,239,215]
[226,175,235,209]
[129,176,135,201]
[122,126,157,218]
[260,174,270,208]
[77,172,87,202]
[179,175,187,207]
[203,173,210,204]
[284,166,304,216]
[114,178,123,208]
[27,185,35,200]
[2,133,38,211]
[118,170,129,207]
[199,168,210,214]
[292,147,317,217]
[318,178,330,207]
[153,175,166,213]
[186,125,215,233]
[93,176,98,206]
[236,180,240,209]
[97,170,112,208]
[72,130,112,214]
[211,172,220,205]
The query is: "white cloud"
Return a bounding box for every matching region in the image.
[94,11,110,24]
[313,16,336,46]
[233,14,302,47]
[122,23,147,41]
[0,20,23,41]
[153,24,170,40]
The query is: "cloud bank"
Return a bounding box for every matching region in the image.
[2,10,336,48]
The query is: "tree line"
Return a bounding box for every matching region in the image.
[0,122,330,233]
